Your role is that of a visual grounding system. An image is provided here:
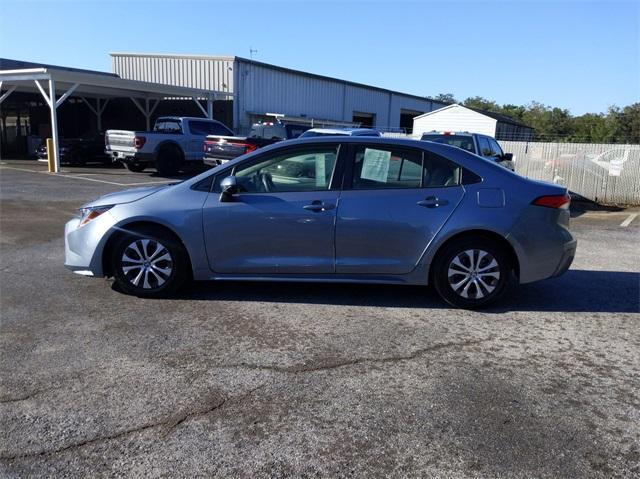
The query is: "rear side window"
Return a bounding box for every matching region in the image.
[352,146,423,189]
[424,152,461,187]
[421,134,475,153]
[154,120,182,133]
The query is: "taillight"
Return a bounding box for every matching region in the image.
[244,144,258,153]
[204,140,213,152]
[134,136,146,149]
[532,193,571,209]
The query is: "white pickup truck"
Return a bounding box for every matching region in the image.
[105,116,234,175]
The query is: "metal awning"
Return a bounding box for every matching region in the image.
[0,67,233,171]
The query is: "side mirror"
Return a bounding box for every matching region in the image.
[502,153,514,162]
[220,175,238,202]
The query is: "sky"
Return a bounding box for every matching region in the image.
[0,0,638,115]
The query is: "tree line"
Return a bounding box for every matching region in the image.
[433,94,640,144]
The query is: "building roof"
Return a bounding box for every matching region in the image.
[110,52,447,106]
[414,104,532,129]
[0,57,232,99]
[465,106,531,129]
[0,58,118,78]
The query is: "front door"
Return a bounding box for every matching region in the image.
[202,144,342,274]
[335,144,465,274]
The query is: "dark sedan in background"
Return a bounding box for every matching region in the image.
[36,135,110,166]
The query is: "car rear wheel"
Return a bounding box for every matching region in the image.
[433,237,513,309]
[111,228,189,298]
[124,161,147,172]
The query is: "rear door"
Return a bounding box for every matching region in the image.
[335,143,465,274]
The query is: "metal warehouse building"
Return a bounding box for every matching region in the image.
[111,53,447,134]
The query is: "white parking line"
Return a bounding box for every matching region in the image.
[620,213,638,227]
[0,166,174,186]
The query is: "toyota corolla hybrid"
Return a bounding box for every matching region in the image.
[64,137,576,308]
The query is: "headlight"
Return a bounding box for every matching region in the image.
[79,205,113,227]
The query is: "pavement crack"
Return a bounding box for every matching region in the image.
[0,385,264,462]
[223,337,490,374]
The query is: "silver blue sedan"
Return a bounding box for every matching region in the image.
[64,137,576,308]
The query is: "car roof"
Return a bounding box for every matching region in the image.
[421,131,477,137]
[156,116,222,122]
[306,127,379,135]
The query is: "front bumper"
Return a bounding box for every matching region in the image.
[64,212,117,277]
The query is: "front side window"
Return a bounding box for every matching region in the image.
[477,136,492,156]
[352,146,423,189]
[488,138,503,157]
[232,145,339,193]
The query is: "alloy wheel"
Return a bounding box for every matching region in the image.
[120,239,173,289]
[447,249,501,299]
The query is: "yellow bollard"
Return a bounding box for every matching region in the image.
[46,138,55,173]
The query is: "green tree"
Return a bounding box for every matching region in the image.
[433,93,457,104]
[462,96,501,112]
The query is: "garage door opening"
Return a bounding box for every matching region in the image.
[400,109,423,134]
[352,111,375,128]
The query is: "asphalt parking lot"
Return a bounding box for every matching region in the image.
[1,160,639,478]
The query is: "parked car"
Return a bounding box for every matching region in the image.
[203,121,311,165]
[64,137,576,309]
[299,127,381,138]
[105,117,233,175]
[421,131,515,171]
[36,135,109,165]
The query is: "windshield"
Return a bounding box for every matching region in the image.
[421,134,475,153]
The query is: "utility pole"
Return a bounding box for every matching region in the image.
[249,47,258,60]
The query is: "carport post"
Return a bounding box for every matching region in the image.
[207,94,213,119]
[48,78,61,173]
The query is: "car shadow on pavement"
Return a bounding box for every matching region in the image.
[171,269,639,314]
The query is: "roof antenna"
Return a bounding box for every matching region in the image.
[249,47,258,60]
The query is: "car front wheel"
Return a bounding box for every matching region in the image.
[111,228,189,297]
[433,237,513,309]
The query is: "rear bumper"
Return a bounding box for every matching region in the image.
[106,149,153,163]
[552,239,577,277]
[507,207,577,284]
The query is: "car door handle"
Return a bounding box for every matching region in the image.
[417,196,449,208]
[303,201,335,212]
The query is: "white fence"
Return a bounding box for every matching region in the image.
[500,141,640,205]
[381,133,640,205]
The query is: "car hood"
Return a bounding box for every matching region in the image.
[82,184,170,208]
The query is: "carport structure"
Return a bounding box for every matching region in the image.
[0,63,232,172]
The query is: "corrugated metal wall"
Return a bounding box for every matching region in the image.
[501,141,640,205]
[111,54,444,132]
[237,59,443,131]
[112,54,234,93]
[237,61,345,127]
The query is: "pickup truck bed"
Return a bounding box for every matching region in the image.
[106,117,234,174]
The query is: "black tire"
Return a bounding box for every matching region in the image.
[111,227,189,298]
[155,146,182,176]
[124,161,147,172]
[432,236,513,309]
